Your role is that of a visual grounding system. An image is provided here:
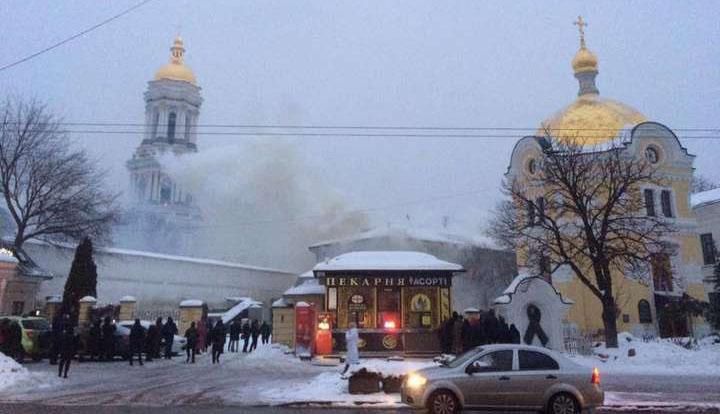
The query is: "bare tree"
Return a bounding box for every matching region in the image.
[488,138,676,347]
[0,97,120,250]
[691,175,720,194]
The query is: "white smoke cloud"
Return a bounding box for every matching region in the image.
[158,138,368,271]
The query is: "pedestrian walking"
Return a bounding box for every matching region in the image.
[439,312,456,354]
[161,317,178,359]
[49,313,68,365]
[129,319,146,366]
[259,321,270,344]
[509,323,521,344]
[451,313,463,355]
[88,319,102,361]
[241,320,250,353]
[185,321,198,363]
[58,326,78,379]
[341,322,359,375]
[249,320,260,352]
[145,321,159,362]
[101,316,116,361]
[228,320,240,352]
[211,320,226,364]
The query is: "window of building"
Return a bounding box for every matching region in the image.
[377,287,401,329]
[527,158,537,175]
[700,233,716,265]
[527,201,536,226]
[160,180,172,203]
[661,190,673,217]
[622,314,630,323]
[471,350,514,373]
[167,112,177,140]
[327,287,337,310]
[651,253,673,292]
[644,189,656,217]
[151,111,159,138]
[407,293,432,329]
[638,299,652,323]
[537,197,546,224]
[518,350,559,371]
[11,301,24,316]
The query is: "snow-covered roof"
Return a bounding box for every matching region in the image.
[0,250,18,264]
[221,298,261,324]
[691,188,720,208]
[24,239,294,276]
[309,226,498,250]
[79,296,97,303]
[493,295,511,305]
[272,298,290,308]
[120,296,137,302]
[46,295,62,304]
[283,278,325,296]
[295,301,311,307]
[179,299,204,307]
[313,251,463,272]
[503,269,533,295]
[463,307,480,313]
[496,270,574,305]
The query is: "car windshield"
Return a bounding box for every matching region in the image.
[21,319,49,330]
[445,347,483,368]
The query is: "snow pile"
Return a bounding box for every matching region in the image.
[571,332,720,375]
[179,299,204,307]
[0,352,31,391]
[348,358,437,377]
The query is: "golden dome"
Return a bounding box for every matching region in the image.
[572,47,598,74]
[154,36,197,85]
[538,94,647,145]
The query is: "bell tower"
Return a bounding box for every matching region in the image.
[121,36,203,255]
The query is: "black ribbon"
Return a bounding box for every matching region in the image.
[523,305,549,347]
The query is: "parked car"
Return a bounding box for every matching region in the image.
[1,316,51,361]
[118,320,187,355]
[77,322,130,361]
[401,344,603,414]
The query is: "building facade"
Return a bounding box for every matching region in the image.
[119,36,203,255]
[691,188,720,313]
[505,20,710,339]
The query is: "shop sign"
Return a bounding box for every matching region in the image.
[321,275,451,287]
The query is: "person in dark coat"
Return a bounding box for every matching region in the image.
[249,320,260,352]
[58,326,78,378]
[259,321,271,344]
[49,313,68,365]
[161,317,178,359]
[451,314,463,355]
[211,320,226,364]
[129,319,146,366]
[8,321,23,362]
[101,316,116,361]
[439,313,457,354]
[184,321,198,363]
[497,315,511,344]
[145,321,159,362]
[151,317,163,359]
[484,309,500,344]
[228,320,241,352]
[241,320,251,353]
[196,317,208,353]
[509,323,521,344]
[88,319,102,361]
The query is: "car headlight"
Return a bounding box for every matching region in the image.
[406,373,427,389]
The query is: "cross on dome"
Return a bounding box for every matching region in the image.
[573,16,588,48]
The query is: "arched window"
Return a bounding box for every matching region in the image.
[167,112,177,140]
[151,111,159,138]
[160,179,172,203]
[638,299,652,324]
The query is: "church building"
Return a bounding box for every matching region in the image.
[505,18,710,339]
[121,36,203,255]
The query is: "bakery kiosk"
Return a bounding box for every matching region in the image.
[313,251,464,354]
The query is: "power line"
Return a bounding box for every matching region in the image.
[0,0,156,73]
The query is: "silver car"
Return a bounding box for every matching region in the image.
[401,344,603,414]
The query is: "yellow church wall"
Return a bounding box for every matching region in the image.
[554,269,653,335]
[678,234,703,266]
[670,179,692,218]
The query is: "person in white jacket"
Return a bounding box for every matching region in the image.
[342,322,359,374]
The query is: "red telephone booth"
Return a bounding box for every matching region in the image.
[295,302,316,357]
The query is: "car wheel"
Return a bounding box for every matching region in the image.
[548,392,579,414]
[428,390,459,414]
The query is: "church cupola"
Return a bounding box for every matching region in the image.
[571,16,599,96]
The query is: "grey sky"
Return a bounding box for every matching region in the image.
[1,1,718,258]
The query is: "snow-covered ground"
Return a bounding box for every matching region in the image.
[570,332,720,376]
[1,335,720,409]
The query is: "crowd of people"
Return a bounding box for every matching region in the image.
[439,309,521,354]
